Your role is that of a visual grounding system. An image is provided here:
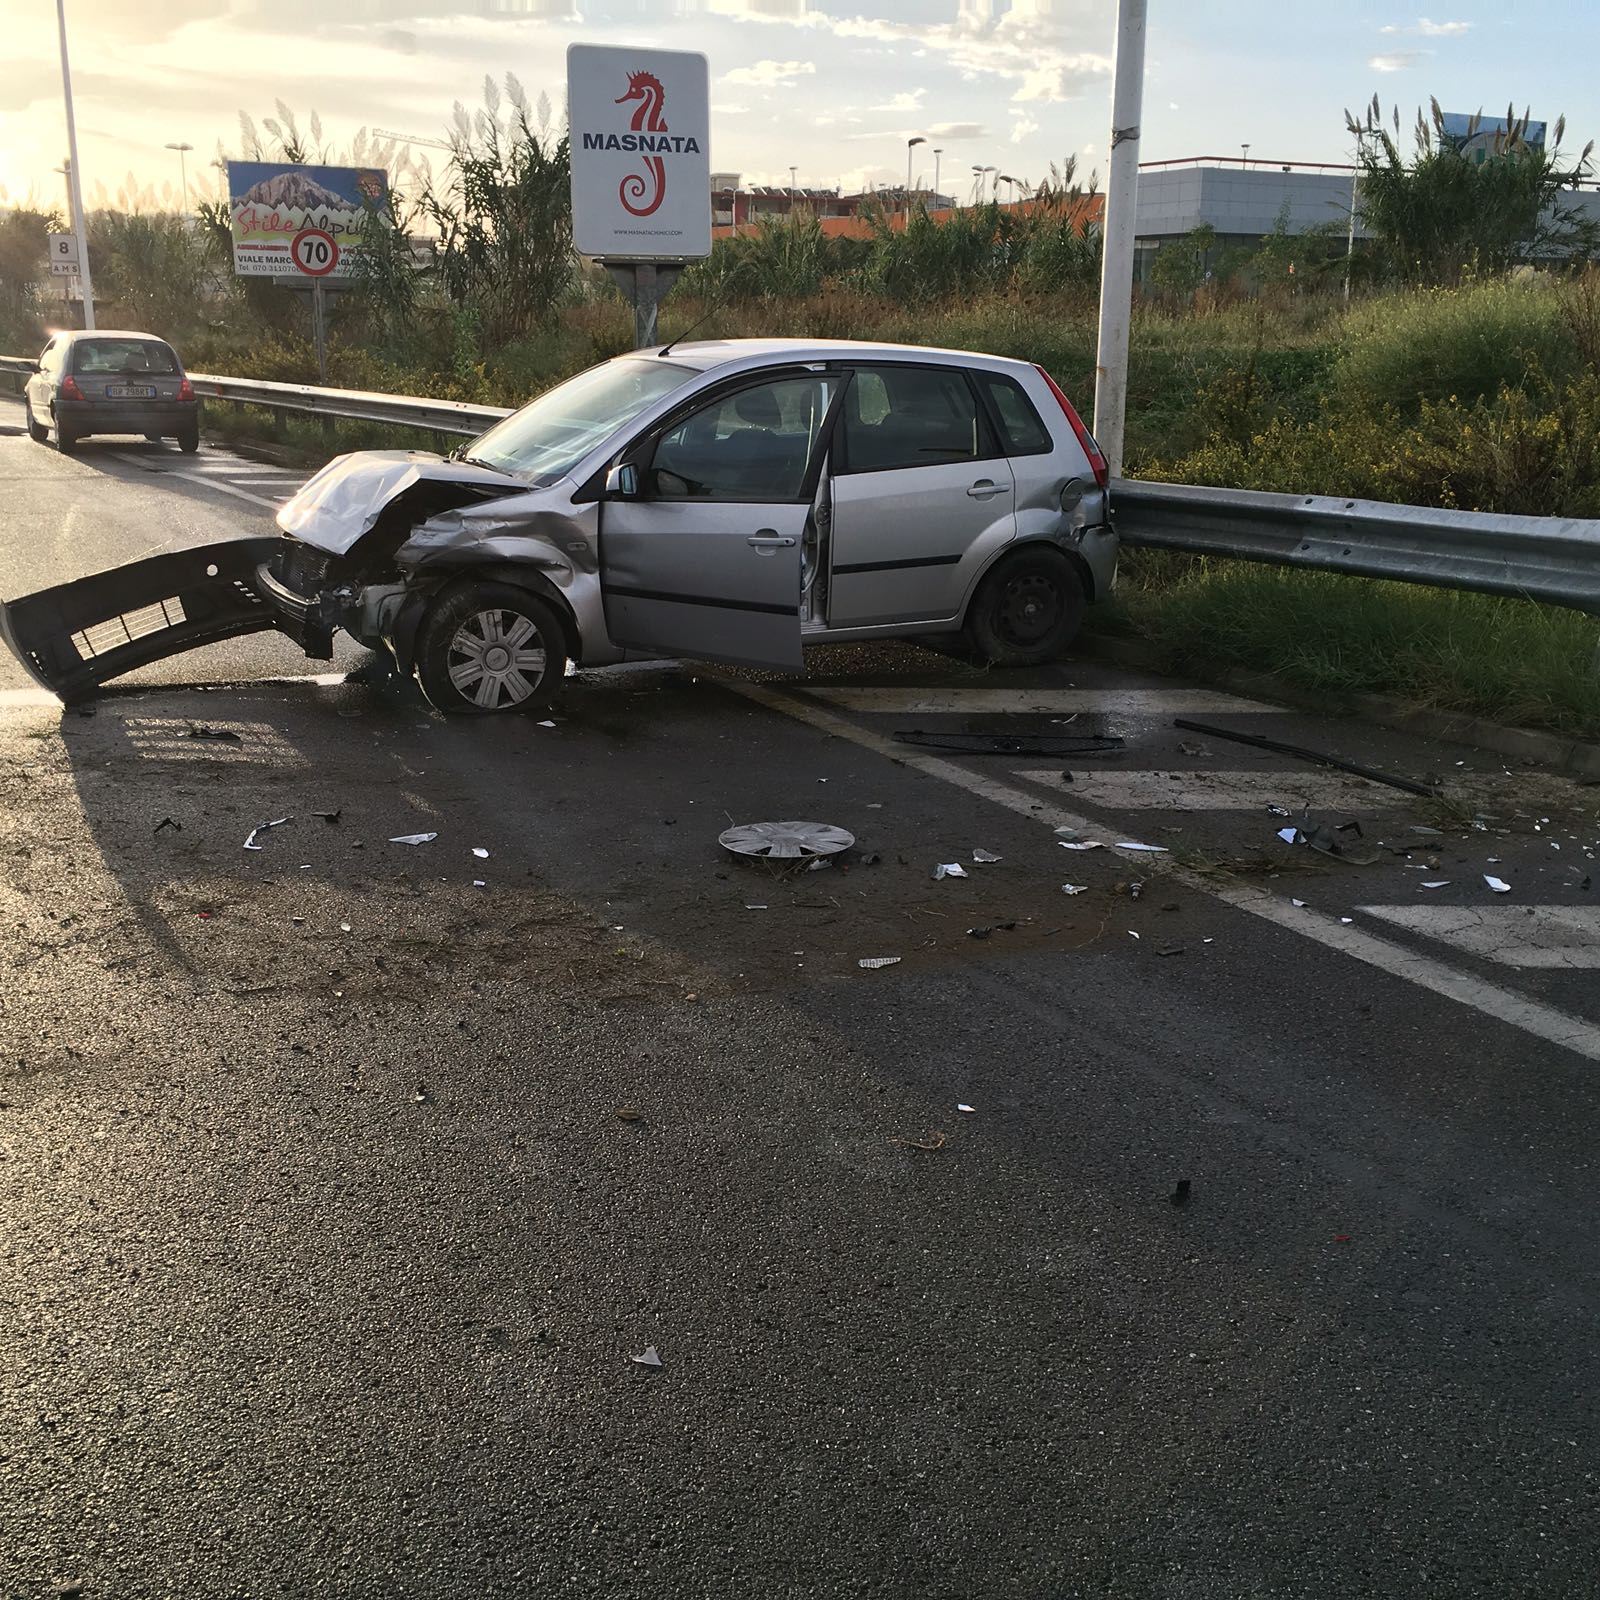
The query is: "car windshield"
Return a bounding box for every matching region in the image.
[73,339,178,375]
[463,358,698,483]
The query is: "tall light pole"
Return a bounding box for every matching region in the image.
[53,0,95,329]
[788,164,797,214]
[932,147,943,205]
[165,141,194,213]
[905,135,926,219]
[1092,0,1148,478]
[1240,142,1251,168]
[1343,128,1369,303]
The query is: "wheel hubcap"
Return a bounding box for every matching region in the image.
[446,609,547,710]
[999,574,1064,646]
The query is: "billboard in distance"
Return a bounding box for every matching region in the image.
[1440,112,1547,163]
[568,44,711,261]
[226,161,390,277]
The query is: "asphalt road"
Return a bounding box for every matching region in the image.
[2,414,1599,1599]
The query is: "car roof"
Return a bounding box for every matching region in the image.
[53,329,172,343]
[638,337,1034,376]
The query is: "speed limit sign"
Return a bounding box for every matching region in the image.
[289,227,339,277]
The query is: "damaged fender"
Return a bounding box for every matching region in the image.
[0,538,283,700]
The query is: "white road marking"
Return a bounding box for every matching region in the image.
[1359,905,1600,969]
[0,670,352,712]
[106,452,282,509]
[1013,767,1406,811]
[732,681,1600,1065]
[804,686,1274,716]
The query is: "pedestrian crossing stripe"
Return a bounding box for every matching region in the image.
[1358,905,1600,968]
[1011,768,1408,811]
[802,686,1273,716]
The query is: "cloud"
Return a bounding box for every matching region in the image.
[874,90,926,113]
[1011,60,1101,103]
[929,122,988,140]
[1369,51,1424,71]
[1010,114,1040,144]
[1380,17,1470,35]
[723,59,816,88]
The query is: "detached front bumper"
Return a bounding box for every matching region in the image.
[0,537,295,701]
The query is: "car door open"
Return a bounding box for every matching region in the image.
[599,372,839,672]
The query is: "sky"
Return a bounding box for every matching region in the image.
[2,0,1596,213]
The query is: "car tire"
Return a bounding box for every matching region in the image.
[963,546,1086,667]
[25,401,48,444]
[178,426,200,453]
[56,422,80,454]
[415,582,568,716]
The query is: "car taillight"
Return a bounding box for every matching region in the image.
[176,378,195,402]
[1035,364,1108,491]
[61,375,85,401]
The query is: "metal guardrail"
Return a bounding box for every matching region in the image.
[6,354,1599,616]
[1113,479,1600,618]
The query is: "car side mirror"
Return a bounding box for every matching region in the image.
[605,462,639,499]
[29,360,41,373]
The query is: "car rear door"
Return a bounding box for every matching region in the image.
[600,371,841,671]
[826,363,1017,627]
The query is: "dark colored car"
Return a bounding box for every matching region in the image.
[24,330,200,454]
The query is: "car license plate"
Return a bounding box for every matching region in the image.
[107,385,157,399]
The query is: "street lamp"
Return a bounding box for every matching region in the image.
[165,141,194,213]
[971,163,995,205]
[905,135,926,218]
[788,164,797,214]
[933,147,943,206]
[53,0,95,329]
[998,172,1020,206]
[1240,142,1251,168]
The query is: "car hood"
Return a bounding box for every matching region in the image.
[276,450,531,556]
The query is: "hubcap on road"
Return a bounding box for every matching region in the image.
[447,609,546,710]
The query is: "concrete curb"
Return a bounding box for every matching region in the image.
[1078,632,1600,782]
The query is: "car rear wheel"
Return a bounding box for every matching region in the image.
[24,401,47,444]
[963,546,1086,667]
[415,582,567,716]
[56,420,80,454]
[178,425,200,453]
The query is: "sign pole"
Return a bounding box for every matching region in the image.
[605,261,683,349]
[53,0,95,330]
[1092,0,1147,479]
[311,277,329,383]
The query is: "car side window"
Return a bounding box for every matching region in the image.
[646,375,836,502]
[977,372,1054,456]
[840,366,993,474]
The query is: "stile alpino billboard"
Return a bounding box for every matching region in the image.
[226,161,391,277]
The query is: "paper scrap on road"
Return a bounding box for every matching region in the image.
[471,847,489,859]
[858,956,902,969]
[243,817,290,851]
[1485,875,1512,894]
[1059,841,1105,852]
[1292,899,1307,908]
[933,863,968,880]
[389,832,438,845]
[972,848,1003,863]
[1277,826,1302,846]
[1117,842,1169,853]
[1421,881,1451,889]
[957,1103,975,1113]
[1061,883,1088,895]
[630,1346,663,1369]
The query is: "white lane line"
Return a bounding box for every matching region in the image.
[804,686,1274,716]
[106,452,280,509]
[1359,905,1600,969]
[1013,767,1407,811]
[731,681,1600,1064]
[1,670,353,712]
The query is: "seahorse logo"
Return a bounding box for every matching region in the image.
[616,70,667,217]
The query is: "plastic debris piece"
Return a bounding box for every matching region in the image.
[932,862,968,880]
[1117,842,1169,853]
[412,1084,431,1104]
[972,848,1003,864]
[1061,883,1088,895]
[1409,826,1443,836]
[957,1103,975,1113]
[719,820,855,860]
[1340,917,1354,924]
[806,857,832,872]
[1128,930,1141,940]
[186,725,241,743]
[1485,875,1511,894]
[1172,717,1440,798]
[894,730,1124,756]
[1156,942,1185,958]
[630,1346,663,1368]
[1177,741,1210,758]
[745,903,768,910]
[1291,898,1307,908]
[153,816,181,833]
[1170,1179,1191,1207]
[243,817,290,851]
[339,922,352,933]
[858,956,902,969]
[1054,824,1085,839]
[313,809,342,824]
[537,720,557,728]
[616,1107,643,1122]
[471,847,489,859]
[1421,880,1451,889]
[473,880,486,888]
[1277,827,1302,846]
[1266,804,1290,817]
[389,832,438,845]
[967,926,992,939]
[1059,841,1105,852]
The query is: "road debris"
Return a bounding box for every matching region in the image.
[1485,875,1512,894]
[932,863,968,880]
[389,832,439,845]
[1173,718,1440,798]
[1156,943,1185,957]
[153,816,181,833]
[1291,898,1307,908]
[889,1131,947,1151]
[1061,883,1088,895]
[630,1346,663,1369]
[472,847,490,859]
[312,808,342,824]
[1117,842,1169,853]
[967,926,993,939]
[893,730,1125,757]
[243,817,290,851]
[186,725,241,743]
[1059,841,1106,852]
[615,1107,643,1122]
[412,1083,431,1104]
[1277,826,1301,846]
[1170,1179,1191,1207]
[719,820,856,861]
[858,956,902,969]
[957,1103,975,1113]
[1266,803,1290,817]
[1421,881,1451,889]
[972,848,1003,864]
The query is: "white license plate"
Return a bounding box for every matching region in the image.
[107,385,157,399]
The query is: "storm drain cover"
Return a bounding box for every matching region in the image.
[719,820,857,860]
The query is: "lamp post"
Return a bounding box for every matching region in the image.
[53,0,95,329]
[932,147,943,206]
[1240,142,1250,168]
[905,135,926,218]
[164,141,194,213]
[1343,128,1368,303]
[788,165,797,214]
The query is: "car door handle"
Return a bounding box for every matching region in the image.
[967,480,1009,500]
[747,532,796,549]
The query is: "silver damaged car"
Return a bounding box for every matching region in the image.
[258,338,1116,714]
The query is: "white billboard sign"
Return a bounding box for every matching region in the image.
[567,43,711,262]
[47,232,79,277]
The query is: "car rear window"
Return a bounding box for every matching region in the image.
[73,339,179,376]
[976,372,1053,456]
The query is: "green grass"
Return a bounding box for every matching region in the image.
[1109,555,1600,737]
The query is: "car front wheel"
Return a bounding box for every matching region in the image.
[964,547,1086,667]
[25,400,48,444]
[415,582,567,716]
